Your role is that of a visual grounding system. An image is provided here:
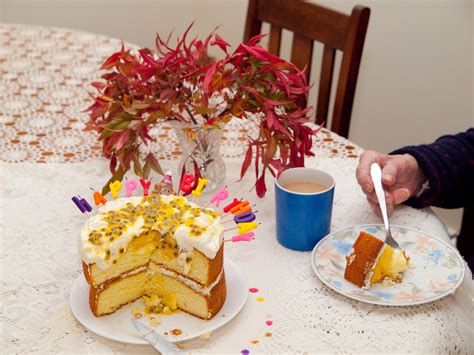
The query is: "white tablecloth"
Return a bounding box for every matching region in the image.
[2,152,472,353]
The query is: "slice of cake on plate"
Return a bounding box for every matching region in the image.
[344,231,409,289]
[78,194,226,319]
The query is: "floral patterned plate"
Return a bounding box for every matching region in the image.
[311,224,465,306]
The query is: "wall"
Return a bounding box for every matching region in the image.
[1,0,472,231]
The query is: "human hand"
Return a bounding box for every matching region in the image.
[355,151,426,216]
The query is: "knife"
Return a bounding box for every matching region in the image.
[132,318,184,354]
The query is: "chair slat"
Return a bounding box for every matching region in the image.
[332,6,370,137]
[244,0,262,43]
[316,45,336,126]
[291,33,313,108]
[268,25,281,55]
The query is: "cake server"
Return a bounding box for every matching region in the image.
[370,163,400,250]
[132,319,184,354]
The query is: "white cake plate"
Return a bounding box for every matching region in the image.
[70,258,248,344]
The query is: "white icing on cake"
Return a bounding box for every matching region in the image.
[78,195,223,269]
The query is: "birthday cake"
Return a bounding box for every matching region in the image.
[344,231,409,288]
[78,193,226,319]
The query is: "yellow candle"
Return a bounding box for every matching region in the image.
[109,180,123,200]
[191,178,208,197]
[237,222,258,235]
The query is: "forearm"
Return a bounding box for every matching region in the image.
[390,129,474,209]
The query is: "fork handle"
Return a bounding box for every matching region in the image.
[370,163,390,232]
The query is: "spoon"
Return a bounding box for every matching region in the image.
[370,163,400,250]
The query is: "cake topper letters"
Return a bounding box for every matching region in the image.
[192,178,208,197]
[93,191,107,206]
[72,196,92,213]
[210,187,229,208]
[223,198,240,213]
[109,180,123,199]
[179,173,195,195]
[139,178,151,196]
[125,179,138,197]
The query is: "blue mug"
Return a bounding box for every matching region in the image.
[275,167,335,251]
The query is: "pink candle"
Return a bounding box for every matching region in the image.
[125,179,138,197]
[231,232,255,242]
[210,187,229,208]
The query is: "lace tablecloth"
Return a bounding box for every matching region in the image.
[1,23,473,354]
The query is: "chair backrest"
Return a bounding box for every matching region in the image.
[244,0,370,138]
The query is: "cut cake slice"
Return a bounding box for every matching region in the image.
[344,231,409,288]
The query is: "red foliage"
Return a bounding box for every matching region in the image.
[86,25,316,197]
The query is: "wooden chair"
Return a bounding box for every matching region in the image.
[244,0,370,138]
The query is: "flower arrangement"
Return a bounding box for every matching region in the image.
[86,25,318,197]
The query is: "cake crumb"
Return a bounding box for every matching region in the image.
[250,340,259,344]
[170,328,182,336]
[132,308,143,318]
[199,332,211,340]
[149,316,160,327]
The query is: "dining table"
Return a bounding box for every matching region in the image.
[1,23,472,354]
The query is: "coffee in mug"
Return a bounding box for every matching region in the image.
[280,181,328,193]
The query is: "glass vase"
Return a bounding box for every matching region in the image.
[171,121,226,193]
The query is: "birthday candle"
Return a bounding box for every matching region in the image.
[234,211,256,224]
[192,178,208,197]
[231,232,255,242]
[139,178,151,196]
[223,198,240,213]
[125,179,138,197]
[180,173,195,195]
[210,187,228,208]
[230,200,250,215]
[237,222,258,235]
[71,196,92,213]
[109,180,122,199]
[93,191,107,206]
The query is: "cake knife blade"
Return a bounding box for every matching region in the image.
[132,319,184,354]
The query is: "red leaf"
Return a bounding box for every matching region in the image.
[100,51,122,70]
[246,33,268,46]
[256,170,267,198]
[91,81,105,90]
[109,156,117,174]
[203,62,217,93]
[211,34,230,54]
[115,131,129,151]
[239,144,253,180]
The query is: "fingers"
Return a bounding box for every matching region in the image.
[381,155,408,186]
[392,188,411,204]
[366,196,394,217]
[356,150,385,193]
[366,191,395,206]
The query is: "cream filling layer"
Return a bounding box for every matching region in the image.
[362,245,387,289]
[95,265,147,294]
[150,265,224,297]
